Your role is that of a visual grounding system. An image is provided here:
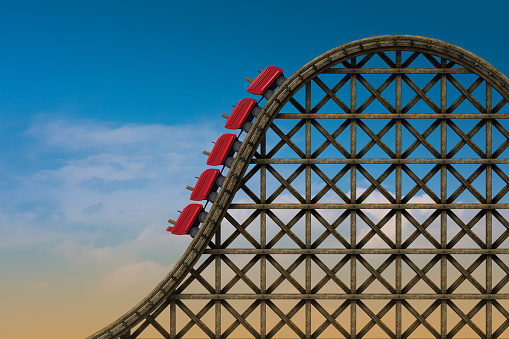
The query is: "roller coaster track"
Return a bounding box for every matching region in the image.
[87,35,509,339]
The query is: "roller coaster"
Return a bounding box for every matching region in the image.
[87,35,509,339]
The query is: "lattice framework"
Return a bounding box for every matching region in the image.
[87,35,509,339]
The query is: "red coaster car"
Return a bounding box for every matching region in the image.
[187,169,225,203]
[225,98,261,133]
[247,66,286,100]
[204,134,242,168]
[167,204,207,238]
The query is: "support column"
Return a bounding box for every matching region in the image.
[215,223,221,339]
[395,50,402,339]
[440,57,448,339]
[350,57,357,339]
[260,134,267,339]
[486,82,493,339]
[170,300,176,339]
[305,81,312,339]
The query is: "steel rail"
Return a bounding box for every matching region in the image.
[85,34,509,339]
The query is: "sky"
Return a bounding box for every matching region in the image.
[1,0,509,338]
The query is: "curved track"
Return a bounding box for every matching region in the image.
[87,35,509,339]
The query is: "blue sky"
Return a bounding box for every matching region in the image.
[1,1,508,338]
[2,0,507,187]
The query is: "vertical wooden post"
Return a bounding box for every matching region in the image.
[261,133,267,339]
[440,57,448,339]
[395,50,402,339]
[486,81,493,339]
[305,81,312,339]
[215,220,221,339]
[170,300,176,339]
[350,56,357,339]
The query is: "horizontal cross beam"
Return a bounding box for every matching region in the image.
[229,203,509,209]
[276,113,509,119]
[322,68,472,74]
[203,249,509,255]
[250,159,509,164]
[170,293,509,300]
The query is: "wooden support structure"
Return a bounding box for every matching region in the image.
[86,35,509,339]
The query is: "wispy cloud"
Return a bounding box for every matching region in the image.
[82,202,104,216]
[2,115,225,309]
[95,260,171,296]
[1,116,222,252]
[52,222,186,272]
[27,116,196,151]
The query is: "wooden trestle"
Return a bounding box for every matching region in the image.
[87,35,509,339]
